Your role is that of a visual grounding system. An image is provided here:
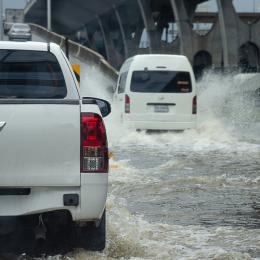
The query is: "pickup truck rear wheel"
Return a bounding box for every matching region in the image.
[0,217,23,252]
[77,209,106,251]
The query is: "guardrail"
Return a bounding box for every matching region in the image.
[28,23,119,82]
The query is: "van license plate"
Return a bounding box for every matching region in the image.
[154,105,168,113]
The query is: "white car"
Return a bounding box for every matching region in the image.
[7,23,32,41]
[114,54,197,130]
[0,41,110,254]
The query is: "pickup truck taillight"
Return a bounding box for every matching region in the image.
[81,113,108,172]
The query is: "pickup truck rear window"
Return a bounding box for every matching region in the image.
[0,50,67,99]
[130,71,192,93]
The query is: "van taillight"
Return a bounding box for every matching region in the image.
[81,113,108,172]
[192,96,197,114]
[125,94,130,113]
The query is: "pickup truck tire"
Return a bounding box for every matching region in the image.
[0,217,23,252]
[77,209,106,251]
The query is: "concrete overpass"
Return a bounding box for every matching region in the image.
[24,0,260,77]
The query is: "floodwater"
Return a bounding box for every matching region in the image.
[75,61,260,259]
[9,35,260,259]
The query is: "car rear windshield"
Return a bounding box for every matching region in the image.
[14,25,30,29]
[0,50,67,98]
[130,71,192,93]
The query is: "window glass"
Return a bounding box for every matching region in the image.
[118,71,128,94]
[130,71,192,93]
[0,50,67,99]
[14,24,30,29]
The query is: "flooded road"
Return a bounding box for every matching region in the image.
[7,35,260,259]
[74,60,260,259]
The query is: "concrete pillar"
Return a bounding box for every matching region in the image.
[185,0,200,24]
[133,17,144,49]
[0,0,3,41]
[170,0,193,61]
[137,0,160,53]
[47,0,51,30]
[114,5,135,58]
[97,15,120,68]
[82,25,99,53]
[217,0,239,68]
[156,7,170,41]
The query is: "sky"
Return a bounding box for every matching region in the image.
[3,0,27,12]
[2,0,260,14]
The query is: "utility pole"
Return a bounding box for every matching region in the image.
[47,0,51,30]
[0,0,3,41]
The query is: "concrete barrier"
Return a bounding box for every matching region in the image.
[28,23,119,82]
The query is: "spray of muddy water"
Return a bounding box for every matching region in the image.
[62,59,260,259]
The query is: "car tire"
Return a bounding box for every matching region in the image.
[9,37,12,41]
[77,208,106,251]
[0,217,23,252]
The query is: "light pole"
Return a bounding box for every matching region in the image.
[47,0,51,30]
[0,0,3,41]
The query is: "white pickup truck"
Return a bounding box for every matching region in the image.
[0,41,110,255]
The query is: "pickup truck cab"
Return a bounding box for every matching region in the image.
[0,41,110,254]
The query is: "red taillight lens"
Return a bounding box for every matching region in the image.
[11,30,15,33]
[28,30,31,34]
[193,96,197,114]
[81,113,108,172]
[125,94,130,113]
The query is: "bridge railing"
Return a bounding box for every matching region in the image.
[28,23,119,82]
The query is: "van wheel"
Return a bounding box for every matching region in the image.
[76,209,106,251]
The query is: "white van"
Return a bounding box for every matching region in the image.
[114,54,197,130]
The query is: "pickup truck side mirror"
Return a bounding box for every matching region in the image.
[82,97,111,118]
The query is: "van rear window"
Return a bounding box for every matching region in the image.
[0,50,67,99]
[130,71,192,93]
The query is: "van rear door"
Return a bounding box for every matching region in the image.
[128,70,194,122]
[0,49,80,187]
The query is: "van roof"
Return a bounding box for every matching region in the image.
[124,54,188,64]
[121,54,192,73]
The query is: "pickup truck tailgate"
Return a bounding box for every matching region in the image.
[0,100,80,186]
